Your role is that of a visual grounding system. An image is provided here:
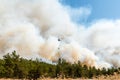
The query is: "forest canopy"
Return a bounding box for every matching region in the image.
[0,51,119,79]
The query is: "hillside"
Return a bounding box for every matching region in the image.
[0,51,120,80]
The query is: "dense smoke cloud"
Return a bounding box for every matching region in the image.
[0,0,120,69]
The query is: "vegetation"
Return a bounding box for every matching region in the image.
[0,51,119,80]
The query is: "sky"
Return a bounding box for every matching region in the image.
[61,0,120,23]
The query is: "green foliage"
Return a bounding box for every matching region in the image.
[0,51,119,79]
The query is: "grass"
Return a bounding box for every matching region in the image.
[39,73,120,80]
[0,73,120,80]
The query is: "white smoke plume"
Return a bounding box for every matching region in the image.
[0,0,120,69]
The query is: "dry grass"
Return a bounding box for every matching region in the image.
[0,74,120,80]
[39,73,120,80]
[93,73,120,80]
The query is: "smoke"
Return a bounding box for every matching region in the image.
[76,19,120,68]
[0,0,120,69]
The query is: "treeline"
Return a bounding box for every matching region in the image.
[0,51,120,79]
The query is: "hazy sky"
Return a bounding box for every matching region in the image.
[61,0,120,23]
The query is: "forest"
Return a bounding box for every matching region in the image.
[0,51,120,80]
